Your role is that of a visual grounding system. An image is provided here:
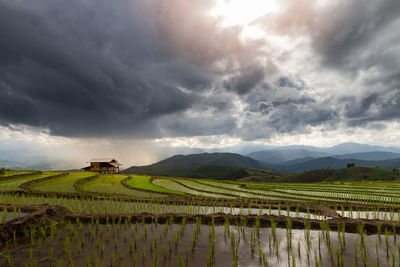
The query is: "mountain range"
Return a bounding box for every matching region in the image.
[247,143,400,173]
[3,142,400,174]
[264,157,400,173]
[125,143,400,177]
[123,153,279,180]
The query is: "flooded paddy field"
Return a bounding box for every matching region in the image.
[1,171,400,266]
[1,220,399,267]
[0,211,29,224]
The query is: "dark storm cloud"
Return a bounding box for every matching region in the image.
[254,0,400,132]
[237,81,338,140]
[0,82,39,125]
[269,0,400,69]
[311,1,400,68]
[0,0,240,138]
[0,0,275,139]
[0,0,199,138]
[1,0,398,142]
[278,76,306,91]
[343,90,400,126]
[223,65,265,95]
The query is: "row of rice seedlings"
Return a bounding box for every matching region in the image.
[0,172,60,192]
[335,205,400,222]
[4,169,400,206]
[0,193,329,220]
[0,207,23,223]
[241,181,400,205]
[3,215,400,266]
[28,172,93,193]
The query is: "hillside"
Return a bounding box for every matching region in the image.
[264,157,400,173]
[152,153,266,169]
[247,143,400,165]
[125,164,278,180]
[274,166,398,183]
[332,151,400,161]
[124,152,280,180]
[248,149,331,164]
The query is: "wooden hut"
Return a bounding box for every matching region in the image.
[83,158,122,173]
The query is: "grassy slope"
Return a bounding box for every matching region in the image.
[126,175,184,195]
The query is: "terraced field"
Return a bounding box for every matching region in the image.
[152,178,234,199]
[27,172,92,193]
[1,170,400,266]
[0,172,61,191]
[0,170,37,178]
[125,175,185,195]
[79,173,166,198]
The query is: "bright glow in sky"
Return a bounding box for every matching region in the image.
[210,0,281,27]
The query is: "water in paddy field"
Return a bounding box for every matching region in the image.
[338,210,400,221]
[1,222,398,266]
[0,212,29,223]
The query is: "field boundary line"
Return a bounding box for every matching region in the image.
[0,171,43,181]
[18,172,69,191]
[120,176,177,196]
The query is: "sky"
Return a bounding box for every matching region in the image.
[1,0,400,167]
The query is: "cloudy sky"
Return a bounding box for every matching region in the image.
[1,0,400,167]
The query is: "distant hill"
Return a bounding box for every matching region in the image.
[147,153,267,169]
[321,142,400,154]
[124,152,280,180]
[247,143,400,164]
[125,164,278,180]
[332,151,400,161]
[265,157,400,173]
[247,149,331,164]
[274,166,398,183]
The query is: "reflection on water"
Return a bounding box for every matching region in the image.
[1,222,397,266]
[338,210,400,221]
[0,211,29,223]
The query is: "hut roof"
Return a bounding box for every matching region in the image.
[89,158,122,166]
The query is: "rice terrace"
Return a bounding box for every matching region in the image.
[1,0,400,266]
[2,163,400,266]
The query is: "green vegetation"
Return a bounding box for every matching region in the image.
[277,166,398,183]
[152,178,232,199]
[126,175,184,195]
[80,174,166,198]
[124,153,280,180]
[29,172,93,193]
[1,168,400,266]
[0,170,36,177]
[125,164,278,180]
[0,172,60,191]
